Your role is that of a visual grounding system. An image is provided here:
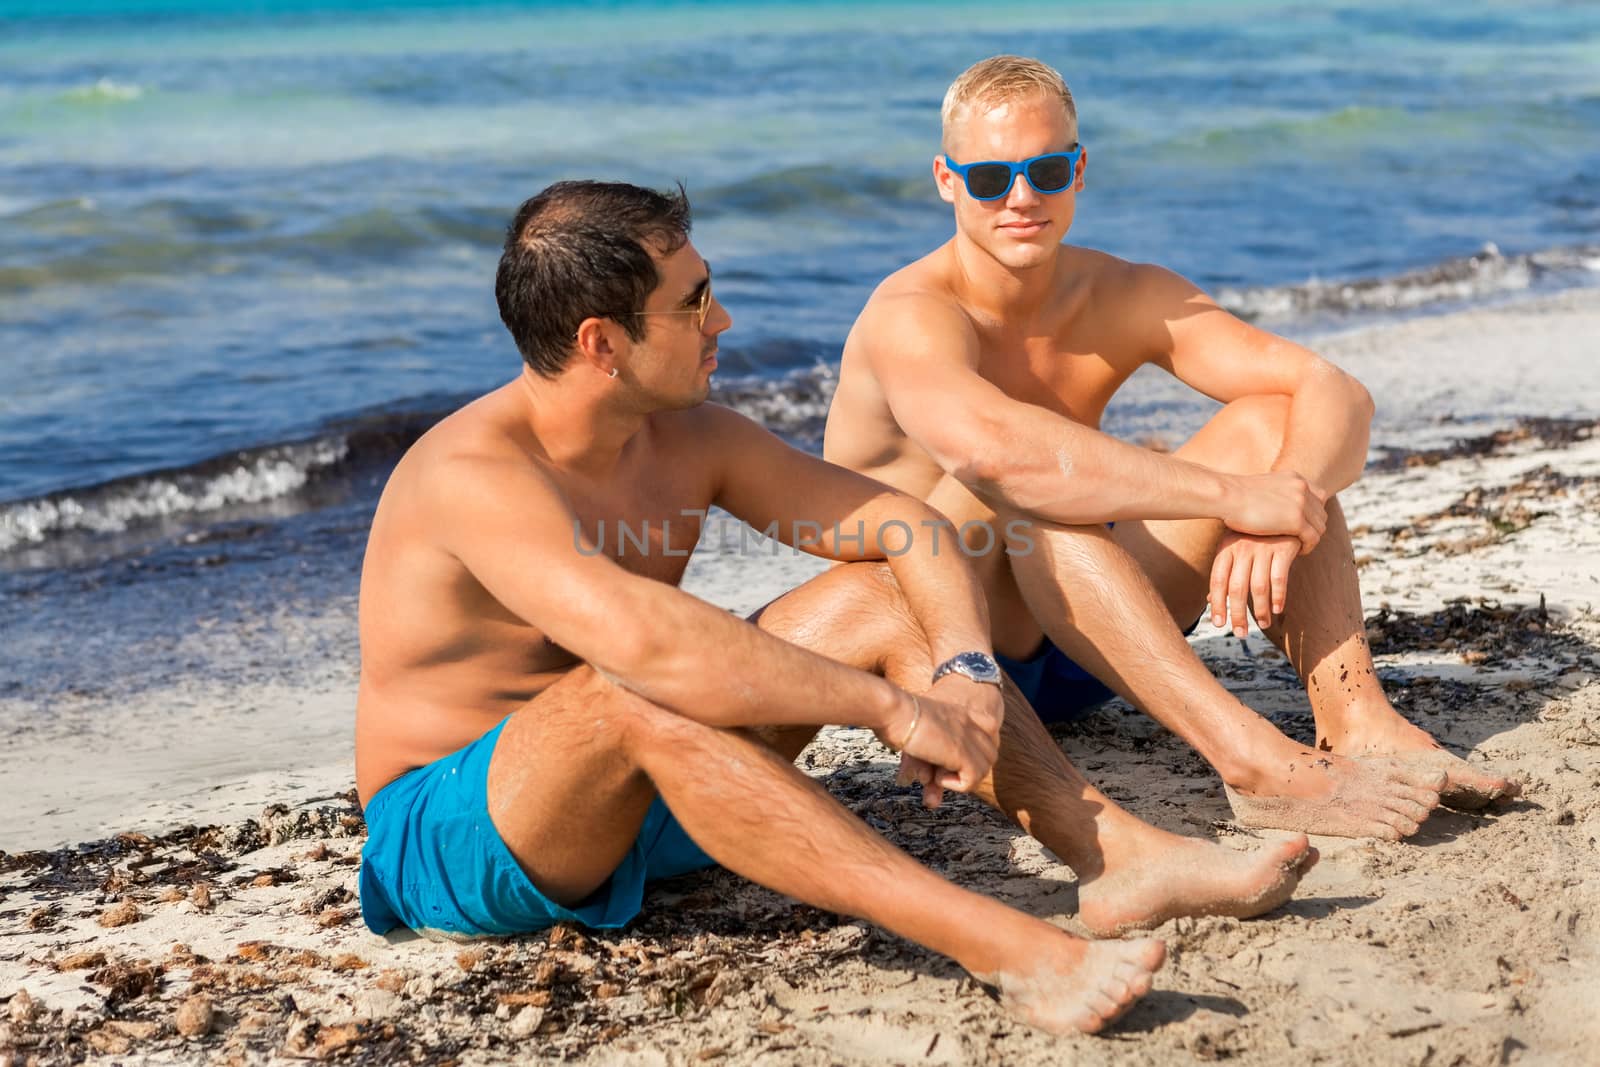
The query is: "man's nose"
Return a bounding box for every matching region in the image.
[1005,172,1040,209]
[706,295,732,335]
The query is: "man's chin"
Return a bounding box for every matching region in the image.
[993,241,1056,271]
[962,226,1056,269]
[672,382,713,410]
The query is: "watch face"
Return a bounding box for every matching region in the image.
[955,651,1002,683]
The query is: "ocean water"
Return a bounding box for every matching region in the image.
[2,0,1598,700]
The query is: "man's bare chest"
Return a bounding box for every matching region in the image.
[562,473,710,585]
[975,337,1132,428]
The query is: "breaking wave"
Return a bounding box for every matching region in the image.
[0,358,841,558]
[0,439,349,553]
[1217,242,1600,322]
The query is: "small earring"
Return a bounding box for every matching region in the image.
[608,367,618,379]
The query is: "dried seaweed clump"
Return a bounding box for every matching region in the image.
[1366,597,1582,666]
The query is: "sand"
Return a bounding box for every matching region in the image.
[3,291,1599,1065]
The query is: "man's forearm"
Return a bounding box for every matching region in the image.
[595,579,907,736]
[963,405,1231,526]
[864,503,993,669]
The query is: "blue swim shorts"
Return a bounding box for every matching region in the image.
[359,718,715,938]
[996,639,1117,724]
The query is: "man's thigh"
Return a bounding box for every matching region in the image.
[1110,517,1222,628]
[1111,395,1292,625]
[485,666,663,908]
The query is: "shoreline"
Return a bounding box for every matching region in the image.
[2,291,1599,1063]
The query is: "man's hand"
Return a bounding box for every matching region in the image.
[879,677,1002,809]
[1220,471,1327,551]
[1209,531,1301,638]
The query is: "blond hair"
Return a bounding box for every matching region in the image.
[941,55,1077,152]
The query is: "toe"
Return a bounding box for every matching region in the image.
[1461,766,1509,788]
[1420,768,1449,790]
[1129,968,1155,997]
[1439,766,1515,808]
[1403,784,1443,809]
[1113,959,1147,985]
[1385,759,1448,792]
[1090,991,1122,1020]
[1135,938,1167,972]
[1386,797,1433,822]
[1387,813,1422,838]
[1273,833,1313,867]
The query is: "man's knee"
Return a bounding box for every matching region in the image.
[1187,395,1292,473]
[537,665,679,769]
[755,561,919,664]
[828,560,906,614]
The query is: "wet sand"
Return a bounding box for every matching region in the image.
[2,292,1598,1064]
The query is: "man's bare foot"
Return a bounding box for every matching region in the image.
[1317,712,1521,810]
[1077,832,1317,937]
[1224,750,1445,839]
[973,933,1166,1035]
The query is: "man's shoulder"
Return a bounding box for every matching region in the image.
[863,244,1162,322]
[854,252,976,347]
[1077,247,1202,301]
[1061,244,1159,293]
[1060,247,1201,339]
[865,243,961,309]
[388,387,556,509]
[650,402,774,455]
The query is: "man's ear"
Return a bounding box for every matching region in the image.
[574,316,621,377]
[932,155,959,205]
[1074,146,1088,192]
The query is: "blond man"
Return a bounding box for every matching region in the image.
[824,56,1517,839]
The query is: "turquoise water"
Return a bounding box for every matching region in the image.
[4,1,1598,504]
[0,1,1597,699]
[3,0,1598,500]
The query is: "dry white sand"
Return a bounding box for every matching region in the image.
[2,291,1598,1065]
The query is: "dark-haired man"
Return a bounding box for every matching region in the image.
[354,180,1319,1036]
[824,55,1516,840]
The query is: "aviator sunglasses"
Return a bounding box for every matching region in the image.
[630,266,713,331]
[943,145,1083,201]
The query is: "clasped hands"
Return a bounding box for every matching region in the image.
[875,675,1003,810]
[1212,470,1331,638]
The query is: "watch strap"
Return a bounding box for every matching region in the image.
[931,651,1003,687]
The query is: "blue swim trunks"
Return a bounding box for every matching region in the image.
[359,718,715,938]
[996,639,1117,724]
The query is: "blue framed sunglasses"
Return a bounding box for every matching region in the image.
[944,145,1083,201]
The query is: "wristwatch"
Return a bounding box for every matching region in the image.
[931,651,1004,688]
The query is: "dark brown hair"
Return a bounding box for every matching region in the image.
[495,181,692,377]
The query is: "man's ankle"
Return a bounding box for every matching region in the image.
[1311,694,1406,742]
[1208,729,1304,793]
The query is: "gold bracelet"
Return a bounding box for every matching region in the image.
[899,694,923,752]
